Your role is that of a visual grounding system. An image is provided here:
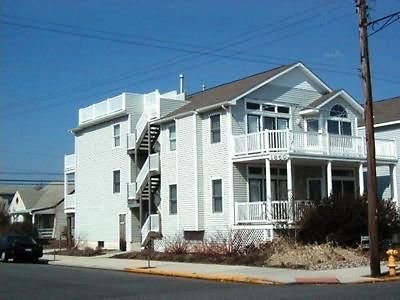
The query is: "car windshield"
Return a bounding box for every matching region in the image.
[8,236,36,244]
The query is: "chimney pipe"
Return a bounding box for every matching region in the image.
[179,74,184,94]
[202,84,206,91]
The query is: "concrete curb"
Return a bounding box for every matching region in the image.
[125,267,280,285]
[353,275,400,284]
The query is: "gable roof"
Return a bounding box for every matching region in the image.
[302,89,363,116]
[14,186,46,210]
[32,183,64,211]
[358,96,400,127]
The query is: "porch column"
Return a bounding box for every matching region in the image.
[390,164,398,205]
[287,159,293,222]
[327,161,332,197]
[265,158,272,222]
[359,163,365,196]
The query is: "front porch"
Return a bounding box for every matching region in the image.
[232,157,398,227]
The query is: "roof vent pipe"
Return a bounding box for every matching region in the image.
[179,74,184,94]
[202,84,206,91]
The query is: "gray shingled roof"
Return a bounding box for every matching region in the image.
[161,63,296,120]
[16,186,47,210]
[358,96,400,127]
[304,90,340,109]
[32,183,64,211]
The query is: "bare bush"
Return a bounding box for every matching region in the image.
[164,235,188,255]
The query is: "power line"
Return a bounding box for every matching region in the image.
[0,171,63,176]
[0,4,347,112]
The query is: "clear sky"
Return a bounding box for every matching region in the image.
[1,0,399,182]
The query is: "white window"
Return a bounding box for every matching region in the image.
[169,184,177,214]
[327,105,352,136]
[113,124,121,147]
[306,119,319,132]
[113,170,120,193]
[168,123,176,151]
[212,179,223,212]
[210,114,221,143]
[247,115,260,133]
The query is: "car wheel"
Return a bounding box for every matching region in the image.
[0,251,8,262]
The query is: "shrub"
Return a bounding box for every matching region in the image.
[297,195,400,247]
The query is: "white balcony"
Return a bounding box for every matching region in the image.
[78,94,126,125]
[64,154,76,172]
[64,194,76,210]
[235,200,311,225]
[233,129,397,161]
[136,153,160,194]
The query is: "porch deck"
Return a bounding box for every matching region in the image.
[233,129,397,161]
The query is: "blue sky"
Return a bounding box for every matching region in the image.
[1,0,399,182]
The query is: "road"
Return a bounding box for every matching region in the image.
[1,262,400,299]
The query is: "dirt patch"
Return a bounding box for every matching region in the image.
[55,247,106,257]
[114,238,369,270]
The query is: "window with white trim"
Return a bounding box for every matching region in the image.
[113,170,120,193]
[212,179,222,213]
[113,124,121,147]
[327,105,352,136]
[169,184,177,214]
[210,114,221,143]
[168,123,176,151]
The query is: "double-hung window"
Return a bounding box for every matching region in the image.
[113,124,121,147]
[212,179,223,213]
[169,184,177,214]
[168,124,176,151]
[113,170,120,193]
[210,114,221,143]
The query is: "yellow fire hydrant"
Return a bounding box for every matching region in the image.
[386,249,398,276]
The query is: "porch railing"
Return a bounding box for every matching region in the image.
[64,154,76,172]
[136,153,160,194]
[37,228,54,239]
[141,214,160,245]
[233,129,396,160]
[79,94,125,125]
[235,200,312,224]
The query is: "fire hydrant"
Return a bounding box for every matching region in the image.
[386,249,398,276]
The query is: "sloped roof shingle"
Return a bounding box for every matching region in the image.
[358,96,400,127]
[161,63,296,120]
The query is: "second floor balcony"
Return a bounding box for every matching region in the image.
[64,154,76,172]
[233,129,397,161]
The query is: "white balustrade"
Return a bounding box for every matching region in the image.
[127,182,137,200]
[79,94,125,125]
[127,133,136,151]
[136,153,160,194]
[233,130,396,161]
[235,201,266,223]
[64,194,76,209]
[64,154,76,172]
[141,214,160,244]
[135,113,149,143]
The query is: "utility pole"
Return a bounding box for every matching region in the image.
[357,0,380,276]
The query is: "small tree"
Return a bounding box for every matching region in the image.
[297,195,400,247]
[0,202,10,235]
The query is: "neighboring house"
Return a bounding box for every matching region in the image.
[64,90,186,250]
[0,186,20,212]
[8,183,67,239]
[152,62,397,248]
[358,96,400,202]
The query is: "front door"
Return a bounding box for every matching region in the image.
[119,214,126,251]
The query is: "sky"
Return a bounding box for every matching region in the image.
[0,0,399,183]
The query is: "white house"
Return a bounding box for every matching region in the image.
[150,62,397,247]
[8,183,66,239]
[358,96,400,202]
[65,90,186,250]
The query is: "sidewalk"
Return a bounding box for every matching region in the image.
[42,253,396,284]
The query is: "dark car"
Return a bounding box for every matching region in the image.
[0,234,43,262]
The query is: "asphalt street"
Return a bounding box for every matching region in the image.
[1,262,400,300]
